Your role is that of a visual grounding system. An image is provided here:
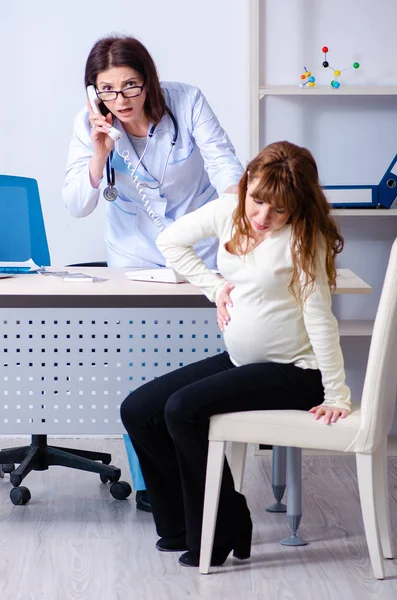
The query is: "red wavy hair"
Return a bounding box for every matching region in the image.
[230,141,344,302]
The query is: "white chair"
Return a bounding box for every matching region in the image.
[200,238,397,579]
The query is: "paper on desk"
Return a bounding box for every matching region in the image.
[38,270,107,282]
[0,259,41,273]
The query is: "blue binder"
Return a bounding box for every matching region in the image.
[378,153,397,208]
[323,185,379,208]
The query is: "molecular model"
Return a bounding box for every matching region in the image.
[299,67,316,88]
[321,46,360,88]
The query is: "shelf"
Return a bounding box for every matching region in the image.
[338,320,374,337]
[259,85,397,97]
[332,208,397,216]
[335,269,371,295]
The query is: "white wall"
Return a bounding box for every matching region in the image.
[0,0,250,264]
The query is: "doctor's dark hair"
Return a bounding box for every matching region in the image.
[232,141,344,303]
[85,35,166,124]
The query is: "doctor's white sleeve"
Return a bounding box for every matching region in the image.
[156,196,231,303]
[191,89,244,194]
[301,245,351,411]
[62,109,102,218]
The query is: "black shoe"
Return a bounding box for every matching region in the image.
[179,492,252,568]
[156,535,188,552]
[135,490,152,513]
[178,525,252,567]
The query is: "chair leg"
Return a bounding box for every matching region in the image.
[0,445,35,464]
[50,445,112,464]
[230,442,247,493]
[199,441,226,575]
[10,446,42,487]
[266,445,287,513]
[281,447,307,546]
[356,453,385,579]
[373,443,394,559]
[46,447,121,478]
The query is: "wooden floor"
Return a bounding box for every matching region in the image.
[0,438,396,600]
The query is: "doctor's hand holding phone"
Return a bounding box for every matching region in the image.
[87,85,121,143]
[86,85,121,190]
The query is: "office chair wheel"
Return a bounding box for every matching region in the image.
[100,466,121,484]
[10,486,31,505]
[110,481,132,500]
[2,463,15,474]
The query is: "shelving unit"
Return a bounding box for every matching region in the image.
[248,0,395,344]
[249,0,397,438]
[259,85,397,98]
[249,0,397,214]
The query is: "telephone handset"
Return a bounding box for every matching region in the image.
[87,85,122,142]
[87,85,166,230]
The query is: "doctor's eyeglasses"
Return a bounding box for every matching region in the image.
[96,85,145,101]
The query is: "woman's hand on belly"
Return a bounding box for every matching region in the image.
[216,282,234,332]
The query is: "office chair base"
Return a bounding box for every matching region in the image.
[110,481,132,500]
[10,486,31,506]
[1,463,15,473]
[0,434,130,504]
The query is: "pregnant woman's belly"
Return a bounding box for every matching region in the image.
[222,295,309,366]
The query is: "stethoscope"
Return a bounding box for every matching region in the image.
[103,107,179,202]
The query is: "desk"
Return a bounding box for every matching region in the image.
[0,268,371,436]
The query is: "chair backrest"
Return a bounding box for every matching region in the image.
[347,238,397,453]
[0,175,50,266]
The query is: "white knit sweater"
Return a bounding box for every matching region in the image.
[157,193,351,410]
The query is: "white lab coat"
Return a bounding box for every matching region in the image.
[62,82,244,268]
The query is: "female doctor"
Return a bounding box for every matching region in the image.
[62,34,243,268]
[62,35,244,512]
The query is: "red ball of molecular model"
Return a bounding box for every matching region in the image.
[322,46,360,88]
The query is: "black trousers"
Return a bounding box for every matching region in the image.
[120,352,324,551]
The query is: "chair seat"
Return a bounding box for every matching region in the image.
[209,407,362,453]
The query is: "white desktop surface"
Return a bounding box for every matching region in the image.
[0,267,371,304]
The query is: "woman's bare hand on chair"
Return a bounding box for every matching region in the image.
[216,282,234,332]
[309,405,350,425]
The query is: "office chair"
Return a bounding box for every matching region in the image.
[200,239,397,579]
[0,175,131,504]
